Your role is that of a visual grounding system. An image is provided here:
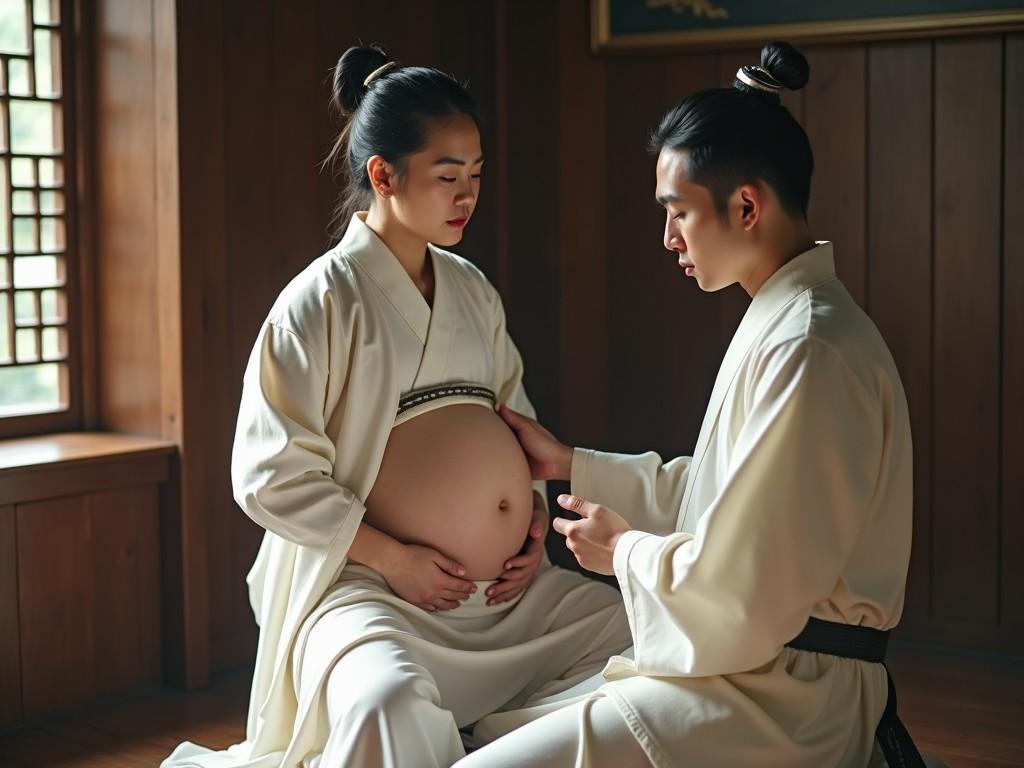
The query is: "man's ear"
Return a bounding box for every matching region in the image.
[366,155,396,198]
[735,183,761,231]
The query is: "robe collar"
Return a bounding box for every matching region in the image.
[339,212,435,344]
[678,241,836,528]
[337,213,456,385]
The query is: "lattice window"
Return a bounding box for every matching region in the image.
[0,0,74,421]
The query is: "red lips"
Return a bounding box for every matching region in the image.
[447,218,468,228]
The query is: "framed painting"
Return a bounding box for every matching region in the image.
[592,0,1024,53]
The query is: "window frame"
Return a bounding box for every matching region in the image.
[0,0,87,439]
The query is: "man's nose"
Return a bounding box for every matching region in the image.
[664,224,684,253]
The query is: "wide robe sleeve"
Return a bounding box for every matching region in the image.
[232,321,366,550]
[571,449,691,536]
[613,337,882,678]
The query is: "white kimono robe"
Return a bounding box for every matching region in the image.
[161,214,630,768]
[476,242,913,767]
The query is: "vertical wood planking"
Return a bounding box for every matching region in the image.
[220,0,276,671]
[17,497,95,718]
[932,37,1002,624]
[558,0,608,449]
[94,0,162,433]
[1002,34,1024,629]
[605,56,668,453]
[501,0,562,428]
[803,46,868,307]
[0,505,20,727]
[178,0,237,676]
[867,40,933,623]
[91,487,162,695]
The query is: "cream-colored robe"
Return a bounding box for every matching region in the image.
[527,243,911,767]
[161,214,628,767]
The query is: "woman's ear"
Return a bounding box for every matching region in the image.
[366,155,395,198]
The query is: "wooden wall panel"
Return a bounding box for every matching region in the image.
[866,41,933,625]
[0,505,21,727]
[557,0,608,449]
[500,0,562,429]
[803,46,868,307]
[12,485,163,722]
[604,56,673,455]
[90,486,162,696]
[219,0,278,672]
[176,0,233,679]
[1002,34,1024,630]
[94,0,162,434]
[931,37,1003,624]
[161,1,1023,676]
[17,496,95,719]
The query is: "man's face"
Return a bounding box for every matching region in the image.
[655,147,748,292]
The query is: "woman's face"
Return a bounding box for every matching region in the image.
[389,114,483,248]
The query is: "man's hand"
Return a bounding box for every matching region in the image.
[488,491,549,605]
[552,494,631,576]
[498,404,573,481]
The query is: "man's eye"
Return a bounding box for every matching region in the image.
[439,176,456,183]
[673,212,687,220]
[471,174,482,179]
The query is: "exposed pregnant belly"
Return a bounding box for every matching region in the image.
[364,403,535,580]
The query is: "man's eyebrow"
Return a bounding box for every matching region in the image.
[433,155,485,166]
[656,193,681,206]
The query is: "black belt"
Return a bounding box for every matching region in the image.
[785,618,925,768]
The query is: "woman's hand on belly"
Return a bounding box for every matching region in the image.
[378,543,478,612]
[486,491,549,605]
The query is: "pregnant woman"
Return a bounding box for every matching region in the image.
[161,46,631,768]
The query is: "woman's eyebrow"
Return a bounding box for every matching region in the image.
[432,155,485,166]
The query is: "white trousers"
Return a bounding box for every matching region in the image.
[456,688,651,768]
[294,564,633,768]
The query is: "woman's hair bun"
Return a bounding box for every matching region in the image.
[332,44,389,114]
[760,41,809,91]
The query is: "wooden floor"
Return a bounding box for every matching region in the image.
[1,644,1021,767]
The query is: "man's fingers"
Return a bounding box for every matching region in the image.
[551,516,573,536]
[440,588,470,602]
[498,403,527,428]
[557,494,598,517]
[433,598,460,611]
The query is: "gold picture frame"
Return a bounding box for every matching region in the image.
[592,0,1024,54]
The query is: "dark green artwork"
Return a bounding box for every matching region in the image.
[593,0,1024,51]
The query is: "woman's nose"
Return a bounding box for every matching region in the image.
[454,186,475,207]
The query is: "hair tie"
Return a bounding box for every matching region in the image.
[363,61,399,88]
[735,65,782,95]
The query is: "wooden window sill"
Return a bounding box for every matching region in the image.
[0,432,177,506]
